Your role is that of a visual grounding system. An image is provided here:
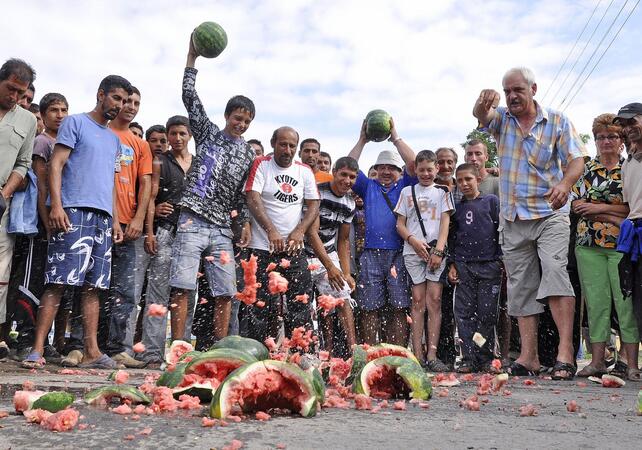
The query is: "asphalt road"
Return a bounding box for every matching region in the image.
[0,362,640,449]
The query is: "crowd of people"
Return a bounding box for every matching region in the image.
[1,43,641,382]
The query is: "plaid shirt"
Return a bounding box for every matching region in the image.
[487,103,586,221]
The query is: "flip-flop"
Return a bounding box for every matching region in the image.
[551,361,576,381]
[576,364,606,378]
[506,361,537,377]
[78,354,120,369]
[21,351,46,369]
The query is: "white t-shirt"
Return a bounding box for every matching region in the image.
[394,183,454,256]
[245,156,320,251]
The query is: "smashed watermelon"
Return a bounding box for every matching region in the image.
[14,390,47,413]
[84,385,151,406]
[210,360,318,419]
[166,340,195,365]
[354,356,432,400]
[210,335,270,361]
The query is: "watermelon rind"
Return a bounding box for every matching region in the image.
[165,340,194,364]
[354,356,432,400]
[31,391,75,413]
[156,362,188,388]
[346,345,368,386]
[84,385,151,406]
[368,343,420,364]
[184,348,257,375]
[210,335,270,361]
[210,360,318,419]
[172,381,216,402]
[365,109,392,142]
[192,21,228,58]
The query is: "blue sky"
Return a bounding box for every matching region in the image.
[4,0,640,170]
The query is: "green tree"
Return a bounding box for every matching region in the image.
[461,129,498,167]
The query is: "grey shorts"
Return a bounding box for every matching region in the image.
[500,213,575,317]
[169,210,236,297]
[308,253,352,299]
[403,253,446,285]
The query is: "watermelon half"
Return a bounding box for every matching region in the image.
[210,360,318,419]
[365,109,392,142]
[166,340,194,365]
[192,21,228,58]
[84,385,151,406]
[353,356,432,400]
[210,335,270,361]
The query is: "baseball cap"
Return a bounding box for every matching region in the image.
[613,103,642,123]
[374,150,404,171]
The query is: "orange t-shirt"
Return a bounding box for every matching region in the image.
[111,128,153,224]
[314,170,333,184]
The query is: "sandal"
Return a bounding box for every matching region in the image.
[425,358,450,373]
[21,351,46,369]
[576,364,606,378]
[506,361,537,377]
[551,361,576,381]
[610,360,628,378]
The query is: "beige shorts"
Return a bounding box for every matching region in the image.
[500,213,575,317]
[403,253,446,285]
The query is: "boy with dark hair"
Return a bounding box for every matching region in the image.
[22,74,132,369]
[164,34,257,348]
[447,163,502,373]
[247,139,264,157]
[146,124,168,155]
[129,121,143,139]
[306,156,359,354]
[318,151,332,173]
[299,138,332,183]
[104,86,153,368]
[138,116,193,366]
[6,92,68,361]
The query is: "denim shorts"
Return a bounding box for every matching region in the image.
[169,210,236,296]
[356,248,410,311]
[44,207,112,289]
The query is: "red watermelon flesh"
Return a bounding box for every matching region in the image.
[367,348,411,361]
[225,368,311,415]
[365,365,410,399]
[179,360,247,389]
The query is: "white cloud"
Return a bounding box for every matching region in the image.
[4,0,640,168]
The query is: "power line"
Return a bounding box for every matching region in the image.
[559,0,631,109]
[563,0,640,111]
[540,0,603,104]
[548,0,616,106]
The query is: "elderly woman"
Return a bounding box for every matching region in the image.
[572,113,640,380]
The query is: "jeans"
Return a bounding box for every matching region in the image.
[139,227,175,363]
[105,236,137,356]
[123,236,151,355]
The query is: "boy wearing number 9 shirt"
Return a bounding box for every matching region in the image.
[447,163,502,373]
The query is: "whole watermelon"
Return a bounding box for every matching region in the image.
[365,109,392,142]
[192,21,228,58]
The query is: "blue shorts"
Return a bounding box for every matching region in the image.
[169,210,236,296]
[357,248,410,311]
[45,207,112,289]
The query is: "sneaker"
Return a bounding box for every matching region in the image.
[425,358,450,373]
[43,344,63,364]
[112,351,147,369]
[0,341,9,360]
[61,350,84,367]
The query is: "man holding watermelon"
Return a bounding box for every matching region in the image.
[348,116,417,347]
[164,33,256,347]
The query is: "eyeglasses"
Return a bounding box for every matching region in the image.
[595,134,621,141]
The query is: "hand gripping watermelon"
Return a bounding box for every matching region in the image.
[210,335,270,361]
[365,109,392,142]
[84,385,152,406]
[210,360,318,419]
[353,356,432,400]
[192,21,228,58]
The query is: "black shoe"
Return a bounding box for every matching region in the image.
[43,344,63,364]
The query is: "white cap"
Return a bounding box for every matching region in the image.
[374,150,404,170]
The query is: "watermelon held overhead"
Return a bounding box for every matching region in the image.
[192,21,228,58]
[365,109,392,142]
